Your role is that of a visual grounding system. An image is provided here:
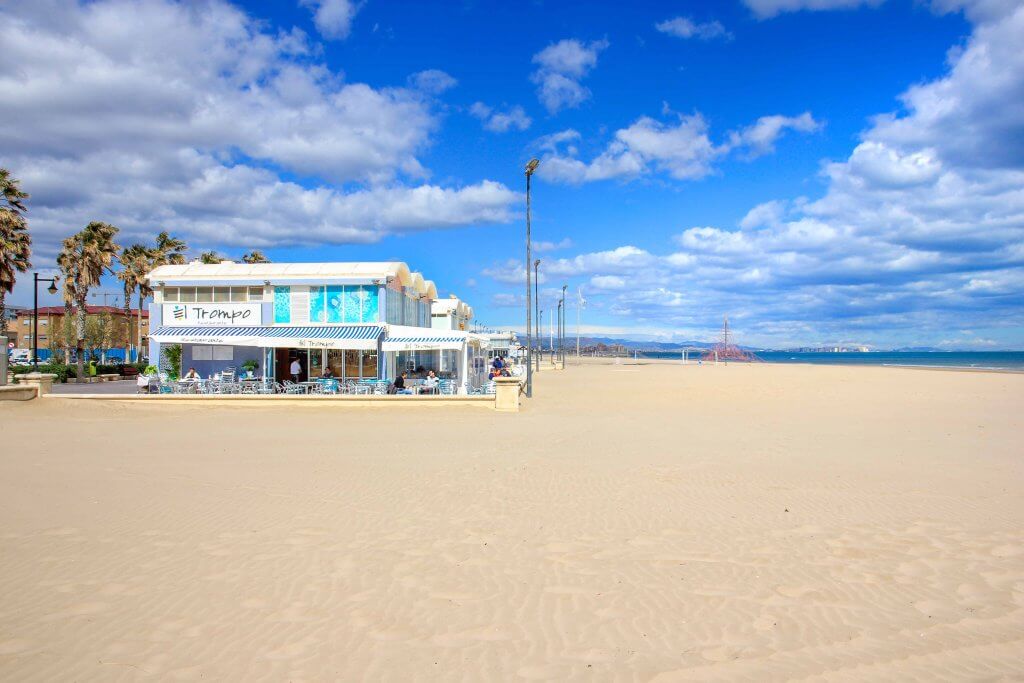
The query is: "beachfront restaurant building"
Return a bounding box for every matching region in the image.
[146,262,489,392]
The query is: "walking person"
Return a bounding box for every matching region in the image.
[290,357,302,383]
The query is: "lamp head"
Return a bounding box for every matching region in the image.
[525,158,540,176]
[47,282,58,295]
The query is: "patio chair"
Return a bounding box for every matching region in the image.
[281,380,306,395]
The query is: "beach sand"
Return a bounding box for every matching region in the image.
[1,361,1022,681]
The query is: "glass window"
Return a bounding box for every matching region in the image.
[327,349,344,377]
[310,285,326,322]
[180,287,196,303]
[248,286,264,302]
[213,287,230,302]
[361,350,378,379]
[273,287,290,323]
[196,287,213,302]
[230,287,248,302]
[327,285,343,323]
[344,349,360,379]
[309,349,323,376]
[164,287,179,301]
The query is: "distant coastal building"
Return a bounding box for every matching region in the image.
[146,261,490,391]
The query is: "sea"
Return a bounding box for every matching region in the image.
[633,351,1024,372]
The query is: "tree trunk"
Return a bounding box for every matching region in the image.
[123,282,132,363]
[0,291,7,335]
[75,298,87,380]
[136,292,143,364]
[63,302,73,364]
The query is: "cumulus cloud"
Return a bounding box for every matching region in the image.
[728,112,823,158]
[531,39,608,114]
[743,0,886,19]
[408,69,458,94]
[0,0,517,262]
[469,102,532,132]
[540,111,821,184]
[488,4,1024,347]
[655,16,732,40]
[299,0,362,39]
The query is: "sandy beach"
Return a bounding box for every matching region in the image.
[1,361,1022,681]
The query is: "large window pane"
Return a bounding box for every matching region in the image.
[180,287,196,303]
[213,287,230,303]
[327,349,344,377]
[196,287,213,302]
[164,287,179,302]
[362,286,379,322]
[310,285,326,323]
[273,287,290,323]
[361,350,378,378]
[326,285,343,323]
[230,286,248,302]
[344,349,360,378]
[248,286,264,302]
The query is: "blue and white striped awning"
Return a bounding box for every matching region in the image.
[382,330,479,352]
[150,325,384,350]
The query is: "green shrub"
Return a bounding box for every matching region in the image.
[10,363,74,383]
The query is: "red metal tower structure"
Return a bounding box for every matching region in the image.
[703,315,760,362]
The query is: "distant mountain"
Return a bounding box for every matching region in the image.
[890,346,943,352]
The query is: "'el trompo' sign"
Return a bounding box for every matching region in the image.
[162,303,262,326]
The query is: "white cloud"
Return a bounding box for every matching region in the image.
[743,0,885,19]
[531,39,608,114]
[408,69,458,94]
[534,238,573,252]
[469,102,532,133]
[0,0,518,264]
[655,17,732,40]
[740,200,788,229]
[299,0,362,39]
[540,111,821,184]
[728,112,823,158]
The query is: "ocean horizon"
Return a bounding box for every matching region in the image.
[633,351,1024,372]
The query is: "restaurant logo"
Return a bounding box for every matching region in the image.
[162,303,263,327]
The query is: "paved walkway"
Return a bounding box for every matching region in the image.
[50,380,138,395]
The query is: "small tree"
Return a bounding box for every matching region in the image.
[162,343,182,378]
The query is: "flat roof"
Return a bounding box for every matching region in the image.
[148,262,438,299]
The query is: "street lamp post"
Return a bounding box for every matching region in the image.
[524,158,539,398]
[560,284,567,365]
[534,259,540,373]
[32,272,59,371]
[556,300,563,366]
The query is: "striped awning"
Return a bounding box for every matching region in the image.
[150,325,384,350]
[382,333,474,352]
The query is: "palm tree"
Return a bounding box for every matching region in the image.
[57,222,120,380]
[153,231,187,266]
[0,169,31,334]
[241,250,269,264]
[199,250,223,264]
[117,244,151,363]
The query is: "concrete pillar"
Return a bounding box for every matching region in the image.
[493,377,521,412]
[19,372,58,396]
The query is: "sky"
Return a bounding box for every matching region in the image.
[2,0,1023,349]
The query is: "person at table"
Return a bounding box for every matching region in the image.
[290,357,302,383]
[321,366,334,379]
[420,370,439,394]
[183,367,200,381]
[492,356,503,371]
[394,372,413,395]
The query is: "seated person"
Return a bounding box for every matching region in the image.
[136,372,153,394]
[183,367,200,381]
[492,356,503,371]
[394,372,413,395]
[321,366,334,378]
[420,370,439,394]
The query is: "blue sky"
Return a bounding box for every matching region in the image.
[3,0,1022,348]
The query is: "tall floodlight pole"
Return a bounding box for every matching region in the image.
[576,287,585,365]
[524,158,539,398]
[556,300,563,366]
[534,259,541,373]
[32,273,60,371]
[559,284,567,365]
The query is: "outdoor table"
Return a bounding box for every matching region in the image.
[299,381,321,394]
